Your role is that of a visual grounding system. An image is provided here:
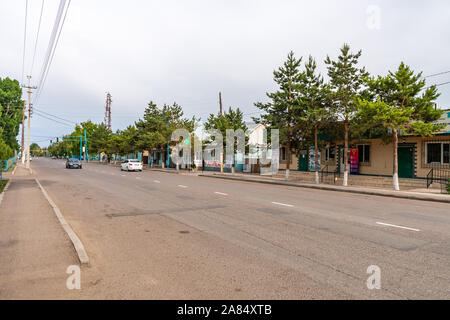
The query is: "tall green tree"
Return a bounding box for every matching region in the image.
[299,55,332,184]
[325,44,369,186]
[356,62,442,190]
[0,77,24,154]
[254,51,304,180]
[135,101,198,166]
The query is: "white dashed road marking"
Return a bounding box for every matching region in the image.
[154,180,160,183]
[178,185,188,188]
[271,202,294,208]
[376,222,420,232]
[214,192,228,196]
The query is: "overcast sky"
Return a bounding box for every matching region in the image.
[1,0,450,147]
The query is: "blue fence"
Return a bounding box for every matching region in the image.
[0,155,18,179]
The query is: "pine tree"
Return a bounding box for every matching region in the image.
[299,56,332,184]
[325,44,368,186]
[356,62,442,190]
[254,51,304,180]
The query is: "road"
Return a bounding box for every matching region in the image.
[2,157,450,299]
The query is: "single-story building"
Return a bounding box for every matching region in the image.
[296,109,450,179]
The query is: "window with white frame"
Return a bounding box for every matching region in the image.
[426,142,450,164]
[357,144,370,163]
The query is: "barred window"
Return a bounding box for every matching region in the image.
[426,142,450,164]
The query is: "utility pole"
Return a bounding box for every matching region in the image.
[21,100,26,159]
[104,92,112,130]
[219,91,223,173]
[219,91,223,116]
[21,76,37,170]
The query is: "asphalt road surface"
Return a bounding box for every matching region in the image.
[2,158,450,299]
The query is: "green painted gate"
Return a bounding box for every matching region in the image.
[398,146,414,178]
[298,150,309,172]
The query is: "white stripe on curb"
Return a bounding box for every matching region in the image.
[376,222,420,232]
[0,180,11,206]
[12,165,17,175]
[35,178,89,265]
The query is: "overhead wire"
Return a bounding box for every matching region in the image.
[33,0,69,104]
[21,0,29,84]
[33,107,77,124]
[30,0,45,77]
[35,0,71,104]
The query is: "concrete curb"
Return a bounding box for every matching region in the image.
[199,174,450,204]
[35,178,89,265]
[12,165,17,175]
[0,180,11,206]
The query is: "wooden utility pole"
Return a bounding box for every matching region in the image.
[219,91,223,173]
[21,99,26,159]
[21,76,37,169]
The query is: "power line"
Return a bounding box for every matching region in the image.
[33,0,69,104]
[35,0,71,103]
[424,81,450,90]
[33,107,77,124]
[33,111,74,127]
[21,0,28,84]
[425,70,450,78]
[30,0,45,77]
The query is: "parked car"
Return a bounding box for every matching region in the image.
[121,159,143,172]
[66,158,82,169]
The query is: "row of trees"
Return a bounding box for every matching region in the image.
[48,101,250,165]
[254,44,442,190]
[0,77,23,161]
[46,43,442,190]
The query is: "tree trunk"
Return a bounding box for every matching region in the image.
[285,135,291,181]
[315,125,319,184]
[343,117,349,186]
[393,128,400,191]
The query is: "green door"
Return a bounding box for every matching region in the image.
[298,150,309,172]
[398,146,414,178]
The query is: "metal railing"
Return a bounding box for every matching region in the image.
[427,166,450,194]
[320,165,340,185]
[426,168,434,189]
[0,155,18,180]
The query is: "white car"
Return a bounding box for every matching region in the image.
[121,159,143,172]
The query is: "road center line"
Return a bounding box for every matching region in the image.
[376,222,420,232]
[214,192,228,196]
[271,201,294,208]
[178,185,188,188]
[154,180,160,183]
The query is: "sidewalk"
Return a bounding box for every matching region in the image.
[199,172,450,204]
[0,165,79,299]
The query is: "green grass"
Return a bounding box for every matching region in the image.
[0,179,8,193]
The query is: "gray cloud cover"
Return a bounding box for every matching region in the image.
[1,0,449,146]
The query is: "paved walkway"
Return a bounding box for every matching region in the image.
[0,165,79,299]
[199,172,450,204]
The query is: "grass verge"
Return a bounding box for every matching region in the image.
[0,179,8,193]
